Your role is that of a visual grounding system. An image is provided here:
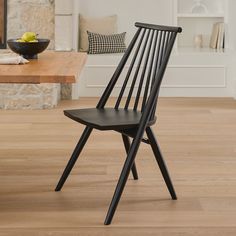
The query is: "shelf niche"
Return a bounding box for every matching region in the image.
[175,0,228,52]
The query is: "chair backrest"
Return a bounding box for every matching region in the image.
[97,22,182,121]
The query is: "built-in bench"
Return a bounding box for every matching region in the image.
[77,51,230,98]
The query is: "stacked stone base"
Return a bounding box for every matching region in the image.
[0,84,61,109]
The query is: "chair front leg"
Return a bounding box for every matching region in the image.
[55,126,93,192]
[146,127,177,200]
[104,130,143,225]
[122,134,138,180]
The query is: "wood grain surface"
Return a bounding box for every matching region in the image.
[0,97,236,235]
[0,51,87,83]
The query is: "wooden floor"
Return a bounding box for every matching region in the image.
[0,98,236,236]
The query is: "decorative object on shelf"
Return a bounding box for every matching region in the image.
[191,0,208,14]
[209,22,225,49]
[194,34,203,48]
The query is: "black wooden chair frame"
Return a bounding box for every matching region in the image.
[55,22,182,225]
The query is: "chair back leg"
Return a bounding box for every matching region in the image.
[122,134,139,180]
[55,127,93,191]
[146,127,177,200]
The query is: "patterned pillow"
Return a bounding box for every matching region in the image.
[79,15,118,52]
[87,31,126,54]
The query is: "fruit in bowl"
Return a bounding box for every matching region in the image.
[17,32,39,43]
[7,32,50,59]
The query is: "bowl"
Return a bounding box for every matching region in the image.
[7,39,50,59]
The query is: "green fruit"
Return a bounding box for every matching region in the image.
[16,39,26,42]
[21,32,37,42]
[29,39,38,43]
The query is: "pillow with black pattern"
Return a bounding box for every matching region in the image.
[87,31,126,54]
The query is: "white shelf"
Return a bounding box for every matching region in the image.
[175,0,228,50]
[177,13,225,18]
[174,47,231,55]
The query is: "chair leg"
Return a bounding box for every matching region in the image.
[146,127,177,200]
[55,126,93,192]
[122,134,138,180]
[104,130,143,225]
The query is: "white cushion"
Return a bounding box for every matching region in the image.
[79,14,117,52]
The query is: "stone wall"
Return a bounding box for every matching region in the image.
[0,0,60,109]
[7,0,55,49]
[0,83,60,109]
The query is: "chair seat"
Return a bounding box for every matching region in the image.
[64,108,156,130]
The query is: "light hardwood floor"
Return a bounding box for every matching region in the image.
[0,98,236,236]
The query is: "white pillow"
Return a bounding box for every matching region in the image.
[79,15,118,52]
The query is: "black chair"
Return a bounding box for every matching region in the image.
[55,22,182,225]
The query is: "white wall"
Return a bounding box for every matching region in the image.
[77,0,173,43]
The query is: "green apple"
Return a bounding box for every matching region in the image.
[29,39,39,43]
[21,32,37,42]
[16,39,26,42]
